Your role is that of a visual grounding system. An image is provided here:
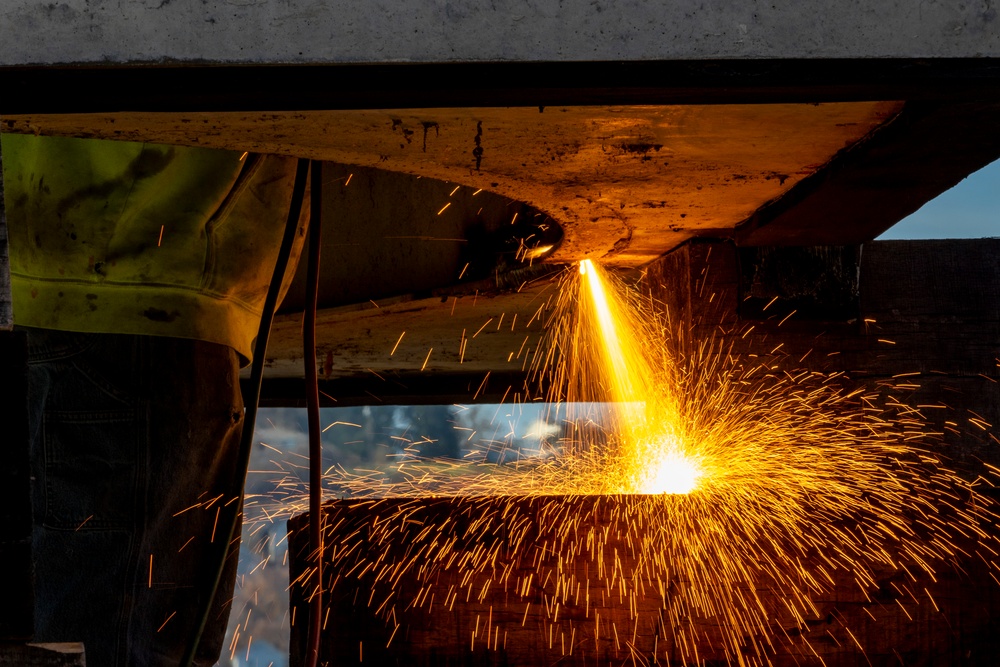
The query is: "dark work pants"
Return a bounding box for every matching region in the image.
[23,327,245,666]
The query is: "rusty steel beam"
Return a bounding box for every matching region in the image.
[736,102,1000,246]
[3,59,1000,116]
[251,371,532,409]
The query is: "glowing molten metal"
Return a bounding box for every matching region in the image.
[578,258,703,494]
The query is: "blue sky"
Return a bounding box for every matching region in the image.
[877,158,999,239]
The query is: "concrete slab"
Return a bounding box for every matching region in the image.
[1,1,999,65]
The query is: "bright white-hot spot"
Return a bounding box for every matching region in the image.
[634,444,702,495]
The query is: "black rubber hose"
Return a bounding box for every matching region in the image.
[182,156,311,667]
[304,160,324,667]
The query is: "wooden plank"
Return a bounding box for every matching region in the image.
[0,643,84,666]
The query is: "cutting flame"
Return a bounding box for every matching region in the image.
[577,258,703,494]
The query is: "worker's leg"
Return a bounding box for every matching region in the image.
[136,333,245,666]
[25,328,245,666]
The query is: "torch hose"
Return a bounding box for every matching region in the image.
[182,156,311,667]
[304,160,324,667]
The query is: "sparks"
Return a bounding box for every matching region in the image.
[238,257,1000,666]
[632,440,702,495]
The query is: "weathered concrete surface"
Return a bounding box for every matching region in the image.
[1,1,999,65]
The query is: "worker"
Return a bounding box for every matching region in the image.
[1,132,308,666]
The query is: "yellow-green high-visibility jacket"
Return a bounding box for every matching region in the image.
[1,133,307,365]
